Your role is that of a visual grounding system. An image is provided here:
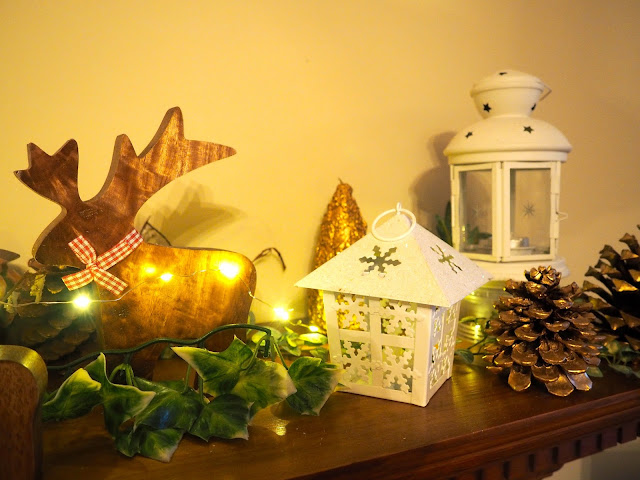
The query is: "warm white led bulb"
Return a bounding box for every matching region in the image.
[73,295,92,309]
[160,272,173,282]
[143,265,157,275]
[219,261,240,279]
[273,307,290,321]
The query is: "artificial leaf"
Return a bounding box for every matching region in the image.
[587,365,604,378]
[299,333,328,345]
[138,427,184,463]
[231,357,296,416]
[190,394,251,441]
[285,357,342,415]
[42,368,102,421]
[455,349,475,364]
[172,338,253,396]
[251,327,281,345]
[134,377,203,431]
[85,354,156,436]
[114,426,142,458]
[285,331,300,348]
[116,425,184,462]
[609,364,634,376]
[309,347,330,362]
[280,343,302,357]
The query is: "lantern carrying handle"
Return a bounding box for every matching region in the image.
[371,203,417,242]
[540,82,552,102]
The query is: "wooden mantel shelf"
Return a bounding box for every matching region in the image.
[43,359,640,480]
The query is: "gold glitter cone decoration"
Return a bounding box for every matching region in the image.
[583,226,640,370]
[308,181,367,330]
[484,266,602,397]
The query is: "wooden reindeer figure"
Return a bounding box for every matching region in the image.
[15,107,256,375]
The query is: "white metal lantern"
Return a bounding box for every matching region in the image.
[444,70,572,279]
[296,205,490,406]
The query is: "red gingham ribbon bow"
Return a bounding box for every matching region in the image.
[62,229,144,296]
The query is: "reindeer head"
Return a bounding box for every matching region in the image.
[15,107,236,268]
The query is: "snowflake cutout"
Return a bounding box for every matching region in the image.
[430,245,462,273]
[341,340,372,385]
[359,245,401,274]
[382,346,414,394]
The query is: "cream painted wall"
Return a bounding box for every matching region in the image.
[1,1,639,475]
[2,0,639,319]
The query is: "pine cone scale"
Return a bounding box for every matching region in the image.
[508,365,532,392]
[531,364,560,383]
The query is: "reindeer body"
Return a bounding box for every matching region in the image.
[15,108,256,374]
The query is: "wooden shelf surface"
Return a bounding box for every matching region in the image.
[42,359,640,480]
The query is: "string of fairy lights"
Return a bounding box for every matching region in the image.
[0,259,312,329]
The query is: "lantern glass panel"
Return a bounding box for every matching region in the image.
[458,169,492,254]
[509,168,551,256]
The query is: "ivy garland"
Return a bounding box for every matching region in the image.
[43,324,342,462]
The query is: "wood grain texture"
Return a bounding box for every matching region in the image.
[14,108,256,374]
[42,361,640,480]
[0,346,47,480]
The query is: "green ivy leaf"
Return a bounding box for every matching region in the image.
[605,340,622,355]
[190,394,251,441]
[250,327,281,345]
[42,368,102,421]
[138,427,184,463]
[298,333,328,345]
[280,343,302,357]
[114,426,142,458]
[116,425,184,463]
[586,366,604,378]
[309,347,330,362]
[285,332,300,348]
[455,349,475,364]
[172,338,254,397]
[85,354,156,436]
[609,364,634,376]
[231,357,296,416]
[134,377,203,431]
[285,357,342,415]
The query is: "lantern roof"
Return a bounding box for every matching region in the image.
[444,116,572,162]
[296,208,491,307]
[444,69,572,163]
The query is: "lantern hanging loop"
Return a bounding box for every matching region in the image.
[371,203,417,242]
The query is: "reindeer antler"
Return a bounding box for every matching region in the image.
[93,107,236,223]
[16,140,82,209]
[15,107,237,267]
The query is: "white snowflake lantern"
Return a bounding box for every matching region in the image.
[296,205,491,406]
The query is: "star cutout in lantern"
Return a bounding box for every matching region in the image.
[483,103,492,113]
[465,131,473,138]
[523,202,536,217]
[523,126,534,133]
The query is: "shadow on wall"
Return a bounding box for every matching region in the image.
[135,182,246,247]
[411,131,455,234]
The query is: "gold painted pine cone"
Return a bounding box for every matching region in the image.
[582,227,640,369]
[484,266,603,396]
